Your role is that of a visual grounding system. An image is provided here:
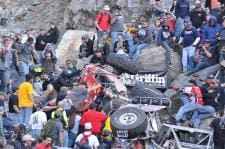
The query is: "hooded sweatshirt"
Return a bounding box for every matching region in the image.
[174,0,190,19]
[202,15,222,46]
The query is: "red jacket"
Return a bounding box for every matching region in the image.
[95,12,111,31]
[192,86,204,105]
[80,109,107,135]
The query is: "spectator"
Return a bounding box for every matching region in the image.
[46,22,59,47]
[68,108,81,148]
[110,5,125,46]
[90,49,105,65]
[17,37,36,83]
[157,23,176,66]
[28,105,47,139]
[42,52,56,74]
[161,11,176,32]
[188,0,206,29]
[152,18,162,41]
[75,122,100,149]
[48,110,65,147]
[130,22,153,61]
[35,136,52,149]
[35,29,47,64]
[21,134,35,149]
[210,110,225,149]
[179,20,200,72]
[95,5,111,44]
[34,77,43,96]
[51,101,68,147]
[66,60,78,74]
[0,38,15,91]
[80,103,107,135]
[113,34,129,56]
[0,92,6,137]
[205,0,224,10]
[98,33,110,58]
[78,35,94,59]
[18,74,35,126]
[185,40,216,75]
[170,0,190,36]
[215,79,225,115]
[135,15,146,29]
[209,1,222,20]
[21,29,36,44]
[217,18,225,61]
[202,15,222,46]
[8,86,20,126]
[126,19,138,35]
[149,0,165,18]
[218,3,225,24]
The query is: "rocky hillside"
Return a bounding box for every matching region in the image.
[0,0,176,37]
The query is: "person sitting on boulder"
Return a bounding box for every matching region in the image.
[78,35,94,59]
[90,49,105,65]
[129,21,153,61]
[185,39,216,76]
[98,32,110,58]
[157,23,176,66]
[113,34,129,57]
[151,18,162,42]
[42,52,56,74]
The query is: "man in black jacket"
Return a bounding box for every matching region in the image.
[78,35,94,59]
[46,22,59,46]
[35,29,47,64]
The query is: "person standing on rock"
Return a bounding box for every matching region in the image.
[17,37,36,83]
[95,5,111,45]
[179,19,200,73]
[46,22,59,49]
[110,5,125,48]
[35,29,47,64]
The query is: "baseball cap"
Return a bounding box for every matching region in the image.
[22,134,35,141]
[85,122,92,130]
[201,39,210,44]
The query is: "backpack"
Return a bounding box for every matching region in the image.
[41,119,57,141]
[80,133,92,145]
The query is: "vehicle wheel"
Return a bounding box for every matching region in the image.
[111,107,147,139]
[106,53,139,75]
[131,83,170,106]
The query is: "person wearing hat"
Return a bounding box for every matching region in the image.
[75,122,100,149]
[110,4,125,47]
[184,39,216,76]
[22,134,35,149]
[189,0,206,29]
[8,86,19,126]
[161,11,176,32]
[202,15,222,46]
[179,19,200,73]
[157,22,176,66]
[28,104,47,139]
[95,5,111,44]
[90,48,105,65]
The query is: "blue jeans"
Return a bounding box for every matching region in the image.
[68,131,77,148]
[129,43,147,61]
[182,46,196,71]
[8,113,20,126]
[122,33,134,47]
[31,129,42,139]
[63,129,68,147]
[162,40,173,64]
[191,61,211,74]
[191,106,215,128]
[19,107,33,126]
[97,30,109,45]
[37,51,43,65]
[0,69,11,92]
[18,61,30,83]
[175,17,184,37]
[175,102,202,122]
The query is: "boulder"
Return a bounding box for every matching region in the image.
[164,64,221,98]
[138,44,167,72]
[167,51,182,82]
[56,30,95,67]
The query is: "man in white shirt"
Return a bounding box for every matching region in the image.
[75,122,100,149]
[28,105,47,139]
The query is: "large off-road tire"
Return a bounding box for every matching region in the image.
[111,107,147,139]
[132,83,170,106]
[106,53,139,75]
